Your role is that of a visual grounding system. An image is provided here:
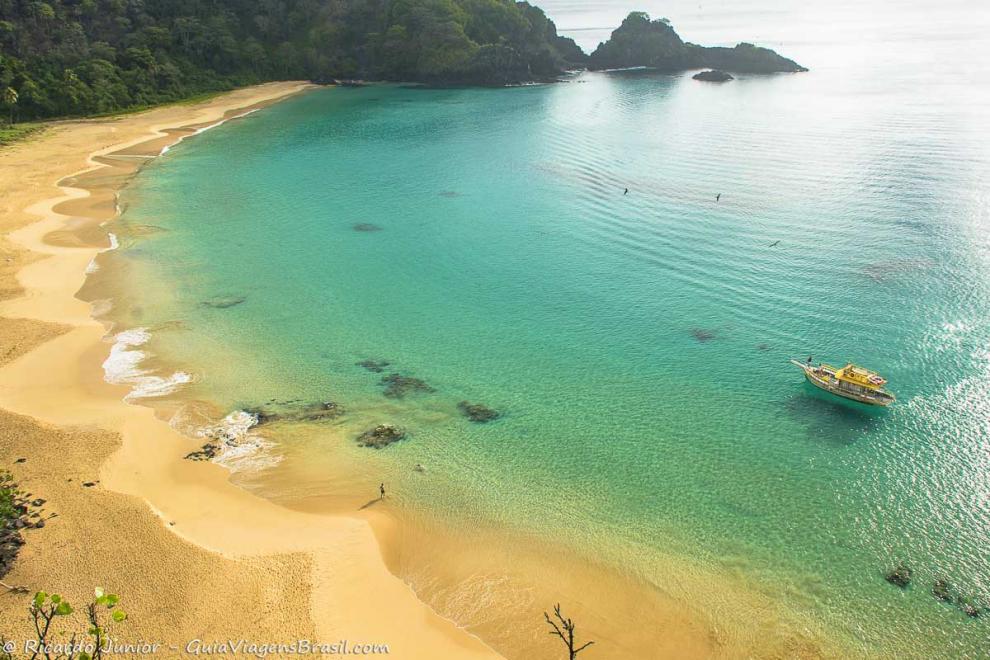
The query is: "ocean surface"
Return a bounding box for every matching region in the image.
[95,0,990,656]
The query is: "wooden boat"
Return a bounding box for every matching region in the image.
[790,359,895,406]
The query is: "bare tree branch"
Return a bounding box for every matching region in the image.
[543,603,595,659]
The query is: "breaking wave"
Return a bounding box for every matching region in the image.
[102,327,192,401]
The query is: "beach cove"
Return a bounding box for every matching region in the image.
[0,0,989,654]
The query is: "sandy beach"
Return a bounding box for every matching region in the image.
[0,82,499,658]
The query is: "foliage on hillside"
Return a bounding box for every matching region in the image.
[589,12,806,74]
[0,0,586,120]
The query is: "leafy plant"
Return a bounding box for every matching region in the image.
[25,588,127,660]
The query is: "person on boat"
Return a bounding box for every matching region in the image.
[807,356,813,365]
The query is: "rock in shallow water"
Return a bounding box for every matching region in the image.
[184,443,220,461]
[885,565,912,588]
[357,359,391,373]
[380,373,435,398]
[958,600,981,618]
[353,223,383,232]
[356,424,406,449]
[200,295,247,309]
[932,578,953,602]
[458,401,500,423]
[691,328,716,342]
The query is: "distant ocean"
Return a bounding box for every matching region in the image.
[94,0,990,655]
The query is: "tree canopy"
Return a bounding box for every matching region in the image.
[0,0,587,120]
[588,12,806,74]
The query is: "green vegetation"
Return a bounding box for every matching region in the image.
[0,0,587,121]
[588,12,806,74]
[0,120,42,145]
[0,588,128,659]
[0,470,18,521]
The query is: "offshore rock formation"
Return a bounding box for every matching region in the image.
[693,69,734,82]
[589,13,806,74]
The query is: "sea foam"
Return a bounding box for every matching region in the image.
[159,108,261,157]
[193,410,282,473]
[103,327,192,401]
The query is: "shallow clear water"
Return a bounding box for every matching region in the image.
[102,0,990,655]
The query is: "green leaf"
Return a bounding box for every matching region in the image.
[88,627,97,635]
[111,609,127,622]
[33,591,47,607]
[94,595,107,606]
[79,653,92,660]
[54,602,72,616]
[105,594,119,608]
[51,594,61,604]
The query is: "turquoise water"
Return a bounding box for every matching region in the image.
[102,0,990,655]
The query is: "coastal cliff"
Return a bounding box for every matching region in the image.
[589,12,807,74]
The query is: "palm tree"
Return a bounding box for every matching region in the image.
[2,87,17,125]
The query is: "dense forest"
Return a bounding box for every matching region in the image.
[0,2,805,123]
[0,0,587,120]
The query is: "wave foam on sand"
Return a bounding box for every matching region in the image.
[195,410,282,472]
[102,327,192,401]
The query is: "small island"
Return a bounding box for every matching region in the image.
[693,70,734,82]
[589,12,806,75]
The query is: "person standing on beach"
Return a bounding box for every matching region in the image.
[379,482,386,500]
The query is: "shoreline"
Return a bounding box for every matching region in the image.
[0,82,500,658]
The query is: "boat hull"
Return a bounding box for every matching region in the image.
[791,360,895,407]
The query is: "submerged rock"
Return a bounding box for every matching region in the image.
[296,401,344,422]
[958,599,981,618]
[200,295,247,309]
[693,69,734,82]
[458,401,500,423]
[242,400,344,425]
[357,359,391,373]
[691,328,716,342]
[380,373,435,398]
[353,223,383,232]
[933,578,953,602]
[357,424,406,449]
[241,406,281,425]
[885,565,912,588]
